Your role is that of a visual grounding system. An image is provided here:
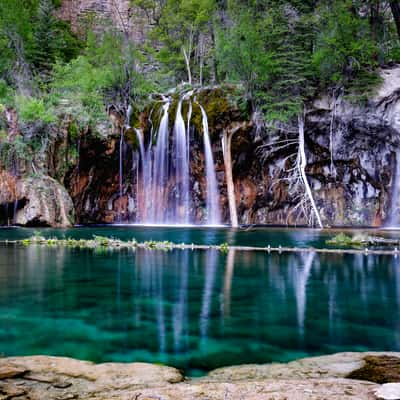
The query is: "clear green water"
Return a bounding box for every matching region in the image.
[0,226,400,375]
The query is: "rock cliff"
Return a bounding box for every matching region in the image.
[0,66,399,228]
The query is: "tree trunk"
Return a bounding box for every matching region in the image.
[370,1,380,41]
[210,23,218,84]
[390,1,400,39]
[182,47,192,85]
[222,130,239,228]
[298,114,323,229]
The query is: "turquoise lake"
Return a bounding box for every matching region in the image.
[1,226,400,375]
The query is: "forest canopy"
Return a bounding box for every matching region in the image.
[0,0,399,126]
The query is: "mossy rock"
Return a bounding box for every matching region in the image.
[193,86,250,139]
[347,356,400,383]
[129,104,142,130]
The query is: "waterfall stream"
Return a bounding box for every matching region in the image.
[199,104,221,225]
[172,99,190,223]
[388,150,400,227]
[125,92,222,225]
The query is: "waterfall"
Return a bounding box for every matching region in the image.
[199,104,221,225]
[151,100,170,223]
[134,129,146,221]
[172,99,190,223]
[388,150,400,227]
[127,93,222,225]
[118,129,124,222]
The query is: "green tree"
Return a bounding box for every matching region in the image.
[142,0,216,85]
[313,1,380,95]
[50,30,154,128]
[217,2,315,121]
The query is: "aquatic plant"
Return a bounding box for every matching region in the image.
[326,233,364,247]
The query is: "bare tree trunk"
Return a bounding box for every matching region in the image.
[210,24,218,84]
[390,1,400,39]
[298,114,323,229]
[222,129,239,228]
[182,46,192,85]
[370,0,380,41]
[182,26,193,85]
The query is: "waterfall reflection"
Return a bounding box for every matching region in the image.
[0,246,400,369]
[130,249,400,362]
[222,249,236,319]
[292,252,315,338]
[173,251,189,353]
[200,250,218,345]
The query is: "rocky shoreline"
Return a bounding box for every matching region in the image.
[1,352,400,399]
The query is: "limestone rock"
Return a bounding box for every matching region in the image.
[203,352,400,382]
[0,364,28,379]
[0,352,398,399]
[15,176,74,227]
[375,383,400,400]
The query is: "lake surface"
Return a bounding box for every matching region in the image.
[1,226,400,375]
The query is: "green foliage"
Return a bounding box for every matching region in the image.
[0,79,14,107]
[0,135,32,170]
[0,0,81,88]
[313,1,380,95]
[50,30,155,128]
[217,3,315,121]
[219,242,229,253]
[15,95,55,123]
[326,233,366,247]
[140,0,216,84]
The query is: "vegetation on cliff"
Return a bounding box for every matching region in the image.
[0,0,399,130]
[0,0,399,227]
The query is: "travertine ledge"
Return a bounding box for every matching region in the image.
[1,352,400,399]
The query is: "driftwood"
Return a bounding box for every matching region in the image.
[0,238,400,256]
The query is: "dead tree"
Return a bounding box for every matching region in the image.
[256,112,323,228]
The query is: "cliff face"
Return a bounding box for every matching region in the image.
[60,66,400,227]
[57,0,149,43]
[0,67,399,228]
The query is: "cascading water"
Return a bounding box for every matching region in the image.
[128,92,222,225]
[118,129,124,222]
[172,99,190,223]
[388,150,400,227]
[151,100,171,223]
[199,104,221,225]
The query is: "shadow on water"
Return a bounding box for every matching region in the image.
[0,243,400,375]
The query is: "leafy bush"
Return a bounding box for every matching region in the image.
[15,96,55,124]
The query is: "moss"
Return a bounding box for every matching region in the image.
[129,104,142,130]
[68,121,79,140]
[219,243,230,253]
[347,356,400,384]
[325,233,365,247]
